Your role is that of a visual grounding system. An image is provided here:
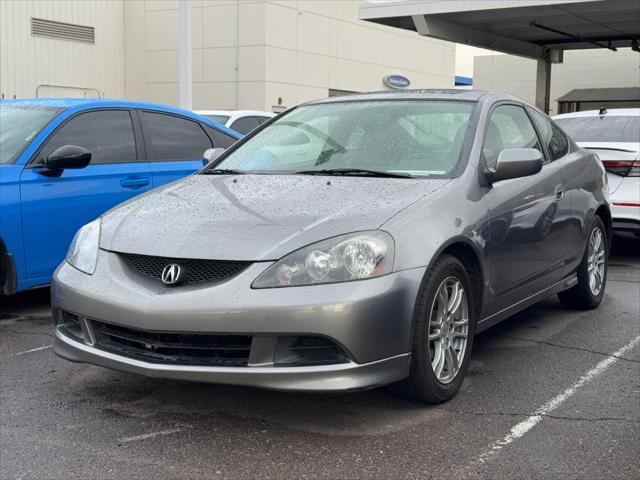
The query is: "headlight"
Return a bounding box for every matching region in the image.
[252,231,394,288]
[66,218,101,275]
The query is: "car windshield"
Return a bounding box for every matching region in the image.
[206,100,475,178]
[555,115,640,143]
[204,114,230,125]
[0,105,62,164]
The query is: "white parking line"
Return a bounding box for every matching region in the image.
[119,427,185,443]
[475,334,640,465]
[14,345,52,356]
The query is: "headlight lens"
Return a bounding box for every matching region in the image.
[66,218,101,275]
[252,231,394,288]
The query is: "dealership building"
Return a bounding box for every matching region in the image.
[0,0,455,111]
[1,1,638,113]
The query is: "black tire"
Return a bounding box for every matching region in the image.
[389,255,477,404]
[558,215,608,310]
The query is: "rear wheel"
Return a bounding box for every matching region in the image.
[558,216,608,309]
[391,255,476,403]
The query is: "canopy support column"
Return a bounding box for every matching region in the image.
[535,57,552,113]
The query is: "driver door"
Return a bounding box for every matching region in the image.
[483,103,570,314]
[19,109,152,284]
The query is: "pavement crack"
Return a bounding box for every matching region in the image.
[503,335,640,363]
[436,408,640,424]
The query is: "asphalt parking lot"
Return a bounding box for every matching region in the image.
[1,236,638,480]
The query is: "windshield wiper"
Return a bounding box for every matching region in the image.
[201,168,246,175]
[294,168,413,178]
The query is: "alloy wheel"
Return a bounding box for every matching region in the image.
[587,226,606,295]
[428,276,469,384]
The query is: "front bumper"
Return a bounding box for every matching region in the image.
[53,327,411,391]
[51,250,425,391]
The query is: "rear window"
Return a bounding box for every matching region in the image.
[203,114,230,125]
[554,115,640,143]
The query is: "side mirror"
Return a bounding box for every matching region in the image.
[45,145,92,170]
[202,147,225,166]
[489,148,543,183]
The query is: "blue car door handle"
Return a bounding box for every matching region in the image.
[120,176,151,189]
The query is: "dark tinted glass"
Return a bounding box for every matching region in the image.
[40,110,136,164]
[483,105,541,169]
[531,109,569,160]
[554,116,640,143]
[230,116,261,134]
[143,112,212,161]
[204,125,237,148]
[257,116,272,124]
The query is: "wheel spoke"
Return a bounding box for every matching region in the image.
[443,347,453,377]
[437,284,449,309]
[448,345,459,373]
[447,282,463,314]
[453,318,468,328]
[428,329,441,341]
[434,346,445,378]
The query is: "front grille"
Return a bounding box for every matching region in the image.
[91,320,252,366]
[119,252,251,286]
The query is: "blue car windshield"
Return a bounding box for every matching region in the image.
[0,106,62,164]
[207,100,475,178]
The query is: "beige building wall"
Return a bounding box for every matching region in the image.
[0,0,125,99]
[474,49,640,115]
[125,0,455,111]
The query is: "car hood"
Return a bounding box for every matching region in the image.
[100,174,449,260]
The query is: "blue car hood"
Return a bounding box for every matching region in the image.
[100,174,448,261]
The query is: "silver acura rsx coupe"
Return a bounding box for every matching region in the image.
[52,90,611,403]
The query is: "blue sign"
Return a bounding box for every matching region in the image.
[383,74,411,89]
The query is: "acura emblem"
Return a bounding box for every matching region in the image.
[161,263,182,285]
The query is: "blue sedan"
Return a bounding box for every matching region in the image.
[0,98,242,295]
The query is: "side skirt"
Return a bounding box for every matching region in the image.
[476,273,578,334]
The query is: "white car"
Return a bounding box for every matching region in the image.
[195,109,276,135]
[554,108,639,236]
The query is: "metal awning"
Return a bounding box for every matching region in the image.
[360,0,640,60]
[557,87,640,102]
[359,0,640,112]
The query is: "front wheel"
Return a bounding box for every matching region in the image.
[390,255,476,404]
[558,216,608,309]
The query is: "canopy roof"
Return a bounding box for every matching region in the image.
[360,0,640,60]
[557,87,640,102]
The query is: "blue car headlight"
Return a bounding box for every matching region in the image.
[252,231,394,288]
[66,218,101,275]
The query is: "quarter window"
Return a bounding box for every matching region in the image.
[143,112,212,161]
[483,105,542,169]
[230,116,261,134]
[203,125,237,149]
[39,110,136,164]
[530,109,569,160]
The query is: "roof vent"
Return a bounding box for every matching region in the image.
[31,17,95,44]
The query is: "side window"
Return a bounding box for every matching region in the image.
[257,116,272,125]
[483,104,542,169]
[230,116,261,134]
[203,125,237,148]
[40,110,136,164]
[142,112,212,161]
[530,109,569,161]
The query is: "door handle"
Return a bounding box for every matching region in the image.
[120,176,151,189]
[554,184,565,201]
